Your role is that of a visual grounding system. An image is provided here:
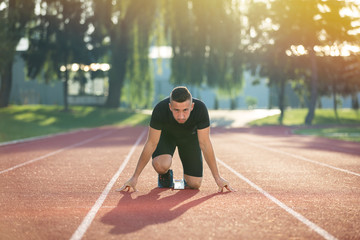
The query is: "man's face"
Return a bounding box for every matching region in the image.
[169,99,194,124]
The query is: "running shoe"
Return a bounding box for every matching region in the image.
[158,169,174,188]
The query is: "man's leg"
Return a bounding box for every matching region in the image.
[152,154,172,174]
[153,154,174,188]
[178,137,203,189]
[184,174,202,189]
[152,133,176,188]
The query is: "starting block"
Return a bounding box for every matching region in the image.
[173,179,185,190]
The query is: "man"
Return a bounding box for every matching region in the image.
[117,86,234,192]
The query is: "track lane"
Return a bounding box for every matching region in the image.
[1,126,359,239]
[0,127,118,174]
[70,129,147,240]
[0,126,146,240]
[0,130,114,175]
[79,128,351,240]
[211,127,360,240]
[227,127,360,174]
[83,156,322,240]
[217,158,337,240]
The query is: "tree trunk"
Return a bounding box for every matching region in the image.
[0,62,13,108]
[332,83,339,122]
[351,92,359,111]
[230,97,237,110]
[305,49,318,125]
[63,69,69,111]
[105,22,129,108]
[278,77,286,125]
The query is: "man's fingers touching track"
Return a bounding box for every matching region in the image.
[115,186,126,192]
[218,184,236,193]
[115,185,137,192]
[226,185,236,192]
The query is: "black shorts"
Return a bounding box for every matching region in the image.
[152,132,203,177]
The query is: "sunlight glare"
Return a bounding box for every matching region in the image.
[340,6,360,18]
[313,43,360,57]
[149,46,173,59]
[60,63,110,72]
[0,2,6,11]
[83,65,90,72]
[317,3,330,13]
[289,45,308,56]
[71,64,80,72]
[287,43,359,57]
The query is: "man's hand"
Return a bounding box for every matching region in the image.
[116,177,138,192]
[216,177,235,193]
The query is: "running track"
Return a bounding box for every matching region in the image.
[0,125,359,240]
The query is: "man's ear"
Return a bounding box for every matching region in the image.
[191,102,195,111]
[169,103,172,111]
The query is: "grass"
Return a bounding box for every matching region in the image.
[249,108,360,142]
[250,109,360,126]
[293,127,360,142]
[0,105,151,143]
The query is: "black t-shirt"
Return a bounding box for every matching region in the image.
[150,97,210,139]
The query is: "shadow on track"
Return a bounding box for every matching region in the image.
[102,188,228,235]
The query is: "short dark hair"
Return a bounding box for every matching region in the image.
[170,86,192,103]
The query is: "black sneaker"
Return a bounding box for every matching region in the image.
[158,169,174,188]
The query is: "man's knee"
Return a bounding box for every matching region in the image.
[152,154,172,174]
[187,181,201,189]
[184,175,202,189]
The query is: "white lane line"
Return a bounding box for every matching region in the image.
[69,129,147,240]
[0,130,113,175]
[0,128,89,147]
[240,139,360,177]
[217,158,338,240]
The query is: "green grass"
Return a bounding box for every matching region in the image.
[249,108,360,142]
[250,109,360,126]
[0,105,151,143]
[293,127,360,142]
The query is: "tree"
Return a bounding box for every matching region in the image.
[165,0,245,105]
[319,53,360,118]
[245,0,294,123]
[312,0,358,121]
[249,0,357,125]
[291,1,355,125]
[0,0,35,107]
[24,0,90,111]
[89,0,158,108]
[122,22,155,109]
[344,55,360,111]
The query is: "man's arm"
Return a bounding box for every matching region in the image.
[116,127,161,192]
[197,127,235,192]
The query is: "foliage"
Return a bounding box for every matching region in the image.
[245,96,257,109]
[1,0,360,117]
[121,13,155,109]
[0,0,35,68]
[247,0,359,125]
[88,0,158,108]
[165,0,244,99]
[0,0,35,107]
[23,0,91,110]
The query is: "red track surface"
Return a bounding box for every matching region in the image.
[0,126,359,240]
